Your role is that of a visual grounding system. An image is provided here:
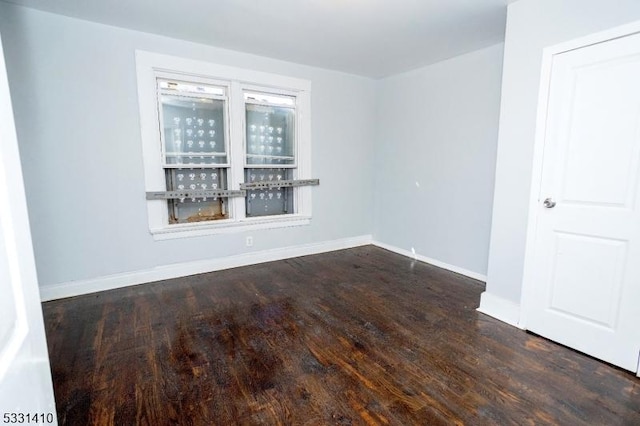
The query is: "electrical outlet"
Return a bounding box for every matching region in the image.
[246,236,253,247]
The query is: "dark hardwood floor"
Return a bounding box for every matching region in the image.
[42,246,640,425]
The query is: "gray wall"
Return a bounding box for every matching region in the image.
[374,44,504,276]
[0,3,376,288]
[485,0,640,304]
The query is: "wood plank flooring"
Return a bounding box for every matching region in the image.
[42,246,640,425]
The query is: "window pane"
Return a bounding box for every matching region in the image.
[161,94,227,165]
[244,92,295,106]
[165,168,229,223]
[245,104,295,166]
[245,168,294,217]
[160,80,225,96]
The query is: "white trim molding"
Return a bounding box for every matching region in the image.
[40,237,494,302]
[39,235,372,302]
[369,242,521,328]
[477,292,524,329]
[371,241,487,282]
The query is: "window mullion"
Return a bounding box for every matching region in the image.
[228,81,247,220]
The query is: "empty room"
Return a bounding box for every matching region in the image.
[1,0,639,424]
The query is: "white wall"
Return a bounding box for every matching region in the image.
[374,44,504,277]
[484,0,640,313]
[0,3,376,289]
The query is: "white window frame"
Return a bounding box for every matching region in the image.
[135,51,313,240]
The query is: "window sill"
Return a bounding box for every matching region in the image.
[150,215,311,240]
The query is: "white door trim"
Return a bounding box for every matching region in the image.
[0,43,29,385]
[520,18,640,331]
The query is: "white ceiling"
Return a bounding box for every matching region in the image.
[2,0,513,78]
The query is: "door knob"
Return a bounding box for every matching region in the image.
[543,198,556,208]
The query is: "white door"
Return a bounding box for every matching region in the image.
[0,33,58,421]
[525,31,640,372]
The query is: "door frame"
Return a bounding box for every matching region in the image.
[0,32,57,415]
[0,46,29,385]
[520,19,640,377]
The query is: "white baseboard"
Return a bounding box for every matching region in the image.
[371,241,521,329]
[40,234,373,302]
[477,291,523,329]
[371,241,487,282]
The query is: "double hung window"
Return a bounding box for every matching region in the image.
[136,52,313,239]
[158,79,230,224]
[243,91,296,217]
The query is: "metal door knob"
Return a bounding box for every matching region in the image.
[543,198,556,208]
